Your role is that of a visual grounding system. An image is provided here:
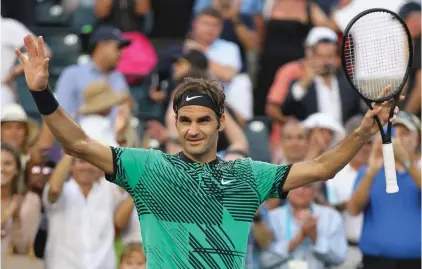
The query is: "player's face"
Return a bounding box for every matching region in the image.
[1,149,18,188]
[395,125,418,154]
[72,158,103,185]
[288,185,315,208]
[193,15,222,45]
[176,106,224,158]
[281,123,308,163]
[1,121,27,149]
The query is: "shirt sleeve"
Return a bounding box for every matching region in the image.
[250,160,292,202]
[55,66,79,116]
[5,19,33,48]
[105,146,155,193]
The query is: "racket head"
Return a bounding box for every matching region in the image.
[341,8,413,103]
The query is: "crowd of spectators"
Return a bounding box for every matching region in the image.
[1,0,421,268]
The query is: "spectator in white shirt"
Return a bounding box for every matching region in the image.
[326,115,371,269]
[266,183,347,269]
[43,154,123,269]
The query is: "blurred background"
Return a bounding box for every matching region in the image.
[1,0,421,268]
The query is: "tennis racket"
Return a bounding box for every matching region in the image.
[341,8,413,194]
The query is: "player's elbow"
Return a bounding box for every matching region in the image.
[62,138,90,158]
[314,161,337,182]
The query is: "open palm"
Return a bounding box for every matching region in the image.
[15,35,49,91]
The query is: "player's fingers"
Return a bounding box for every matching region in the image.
[377,85,392,99]
[37,36,45,59]
[399,94,405,101]
[24,35,38,59]
[43,58,49,71]
[394,106,399,114]
[15,49,28,64]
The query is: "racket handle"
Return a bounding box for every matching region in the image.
[382,143,399,193]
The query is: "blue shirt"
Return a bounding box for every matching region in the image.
[193,0,263,15]
[55,61,129,121]
[267,203,347,269]
[354,166,421,259]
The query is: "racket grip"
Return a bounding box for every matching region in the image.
[382,143,399,193]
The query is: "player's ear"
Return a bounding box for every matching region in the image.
[218,113,225,132]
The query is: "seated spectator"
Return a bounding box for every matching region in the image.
[1,143,23,260]
[348,112,421,269]
[267,119,309,210]
[266,183,347,269]
[78,81,130,146]
[24,159,56,259]
[281,32,363,124]
[326,116,370,269]
[95,0,150,33]
[193,0,264,44]
[266,26,338,150]
[246,202,274,269]
[1,16,52,105]
[1,104,39,166]
[119,242,146,269]
[43,154,123,269]
[54,25,132,123]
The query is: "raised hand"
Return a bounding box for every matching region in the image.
[15,35,49,91]
[358,85,403,139]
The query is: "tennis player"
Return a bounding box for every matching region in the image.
[17,35,399,269]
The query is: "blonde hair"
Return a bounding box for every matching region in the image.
[120,242,146,264]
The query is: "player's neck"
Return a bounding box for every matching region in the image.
[182,150,218,165]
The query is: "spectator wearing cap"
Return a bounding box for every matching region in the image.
[326,115,372,269]
[78,80,130,147]
[266,27,341,159]
[265,182,347,269]
[1,104,39,164]
[348,112,421,269]
[43,153,124,269]
[53,26,131,123]
[399,2,421,118]
[281,27,363,125]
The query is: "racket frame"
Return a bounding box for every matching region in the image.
[340,8,414,193]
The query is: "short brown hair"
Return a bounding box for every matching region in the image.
[172,77,225,118]
[196,7,223,21]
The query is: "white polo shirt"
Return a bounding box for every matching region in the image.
[327,164,363,242]
[42,178,123,269]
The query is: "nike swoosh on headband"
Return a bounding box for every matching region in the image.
[186,95,202,101]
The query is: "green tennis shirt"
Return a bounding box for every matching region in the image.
[106,147,292,269]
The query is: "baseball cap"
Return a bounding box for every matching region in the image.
[174,49,209,70]
[399,2,421,20]
[305,26,338,47]
[89,26,131,47]
[393,111,421,133]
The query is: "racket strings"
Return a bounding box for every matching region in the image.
[344,11,410,101]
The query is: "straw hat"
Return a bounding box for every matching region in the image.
[78,81,129,115]
[1,104,39,147]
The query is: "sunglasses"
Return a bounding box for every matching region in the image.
[31,166,52,175]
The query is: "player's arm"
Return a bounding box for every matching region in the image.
[16,35,114,175]
[283,98,396,191]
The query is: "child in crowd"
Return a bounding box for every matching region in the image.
[119,242,146,269]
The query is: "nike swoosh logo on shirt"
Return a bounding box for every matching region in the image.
[221,179,235,185]
[186,96,202,102]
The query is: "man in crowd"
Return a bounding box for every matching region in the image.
[348,112,421,269]
[266,183,347,269]
[43,154,123,269]
[281,28,362,124]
